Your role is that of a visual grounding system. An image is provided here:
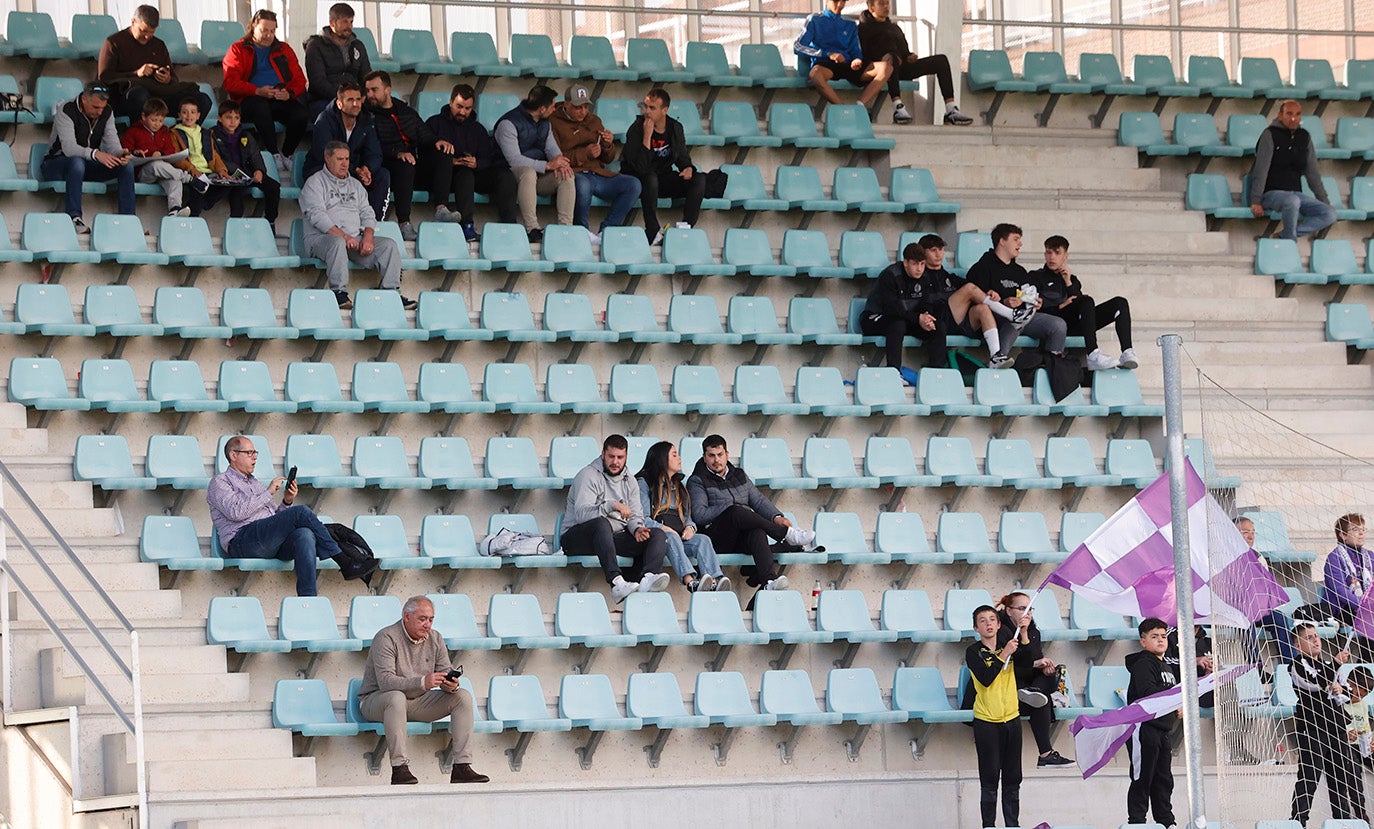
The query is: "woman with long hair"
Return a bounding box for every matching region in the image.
[221,9,309,169]
[996,591,1074,768]
[635,441,730,592]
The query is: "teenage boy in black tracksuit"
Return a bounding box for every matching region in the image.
[1289,621,1364,824]
[1125,618,1177,827]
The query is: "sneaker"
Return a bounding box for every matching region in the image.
[1117,348,1139,370]
[274,152,292,176]
[1037,750,1075,767]
[765,575,790,591]
[898,366,920,387]
[1019,688,1049,708]
[639,572,670,593]
[988,354,1013,369]
[650,229,664,246]
[435,205,461,224]
[783,526,816,548]
[400,221,418,242]
[586,228,601,245]
[692,573,716,592]
[527,227,543,243]
[1086,348,1119,371]
[398,294,417,311]
[462,222,479,243]
[333,289,352,310]
[72,217,89,234]
[610,576,637,604]
[944,108,974,126]
[1050,690,1071,708]
[390,764,419,785]
[892,101,913,124]
[168,206,191,218]
[1009,302,1036,325]
[713,575,731,592]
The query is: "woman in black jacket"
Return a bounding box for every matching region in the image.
[996,591,1075,767]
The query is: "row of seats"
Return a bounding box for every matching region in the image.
[1121,112,1374,161]
[1256,238,1374,291]
[1186,173,1374,224]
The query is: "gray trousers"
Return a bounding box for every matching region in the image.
[359,687,475,767]
[305,233,402,291]
[139,159,191,210]
[512,166,575,230]
[997,312,1067,356]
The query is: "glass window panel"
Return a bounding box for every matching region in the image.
[378,2,430,54]
[444,6,498,58]
[700,0,751,61]
[760,0,813,65]
[637,10,691,64]
[176,1,234,50]
[1180,0,1230,66]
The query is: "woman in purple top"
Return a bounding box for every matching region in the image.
[1323,512,1374,625]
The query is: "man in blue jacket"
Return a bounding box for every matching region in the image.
[304,80,389,220]
[794,0,893,112]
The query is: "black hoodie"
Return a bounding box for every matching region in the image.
[856,10,912,63]
[1126,648,1178,731]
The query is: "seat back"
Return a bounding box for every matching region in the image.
[695,671,760,718]
[874,512,931,557]
[795,366,850,408]
[595,98,638,139]
[838,230,889,275]
[668,294,726,337]
[1184,173,1235,211]
[509,33,561,73]
[803,437,863,480]
[223,218,279,261]
[926,436,981,478]
[1045,436,1104,478]
[781,229,834,268]
[16,283,77,327]
[1077,52,1125,85]
[1105,438,1160,479]
[622,592,686,638]
[601,226,657,267]
[555,592,618,639]
[159,216,217,257]
[23,212,83,255]
[943,588,995,633]
[352,362,412,407]
[272,679,339,730]
[739,43,793,81]
[488,594,550,639]
[140,515,201,565]
[1022,51,1070,84]
[389,28,440,64]
[419,514,479,561]
[489,675,555,723]
[284,362,347,407]
[352,436,411,479]
[8,357,71,404]
[347,595,403,641]
[288,289,352,334]
[1173,112,1222,150]
[752,590,814,637]
[813,512,868,554]
[609,364,667,406]
[688,591,751,636]
[417,363,479,407]
[662,226,717,268]
[146,434,206,482]
[1312,239,1360,275]
[1238,56,1285,91]
[627,37,675,74]
[1336,117,1374,155]
[484,437,545,479]
[74,434,140,481]
[1061,512,1106,552]
[727,295,784,339]
[546,365,604,409]
[221,287,281,330]
[1091,369,1149,406]
[881,590,941,634]
[733,364,790,408]
[826,667,889,715]
[207,596,273,644]
[279,596,343,644]
[892,666,955,713]
[481,291,540,335]
[672,365,730,407]
[285,433,348,478]
[559,673,627,722]
[548,435,599,481]
[984,438,1040,480]
[91,214,153,255]
[1135,54,1182,86]
[1118,111,1167,147]
[543,292,600,336]
[710,101,764,141]
[626,672,690,718]
[825,103,878,140]
[760,669,823,717]
[722,226,779,267]
[739,437,795,479]
[483,362,543,406]
[476,94,521,132]
[605,293,663,337]
[967,49,1015,89]
[936,512,993,557]
[78,358,143,405]
[686,41,734,78]
[816,590,879,634]
[788,297,842,336]
[998,511,1054,555]
[1086,665,1132,710]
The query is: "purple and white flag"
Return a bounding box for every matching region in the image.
[1041,460,1289,629]
[1069,663,1251,778]
[1353,577,1374,639]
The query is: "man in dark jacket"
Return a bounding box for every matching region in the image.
[966,222,1067,364]
[549,84,640,244]
[305,81,389,221]
[363,71,455,240]
[857,0,971,125]
[1248,99,1336,241]
[1027,234,1136,371]
[685,435,815,593]
[1125,618,1178,828]
[41,83,135,230]
[97,4,210,122]
[494,85,574,242]
[423,84,518,243]
[304,2,372,118]
[1289,622,1363,824]
[621,87,706,245]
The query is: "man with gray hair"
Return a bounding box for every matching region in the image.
[358,595,488,785]
[299,140,409,311]
[40,81,136,232]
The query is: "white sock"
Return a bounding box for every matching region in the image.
[983,295,1014,320]
[892,97,906,106]
[983,328,1000,355]
[945,100,958,113]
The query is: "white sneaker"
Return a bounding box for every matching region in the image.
[610,576,637,604]
[765,576,790,591]
[274,152,291,175]
[586,228,601,246]
[674,221,692,230]
[892,102,913,124]
[651,229,665,246]
[1117,348,1139,370]
[783,526,816,548]
[1019,688,1049,708]
[1086,349,1118,371]
[639,572,670,593]
[690,573,715,592]
[713,575,731,592]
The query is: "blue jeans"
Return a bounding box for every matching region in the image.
[1259,189,1337,240]
[1242,610,1298,664]
[226,505,342,596]
[573,171,641,232]
[40,155,136,219]
[662,529,724,580]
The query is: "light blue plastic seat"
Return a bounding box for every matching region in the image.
[888,168,960,213]
[985,438,1060,489]
[695,671,776,727]
[425,593,499,650]
[420,514,495,568]
[474,93,521,133]
[1335,117,1374,160]
[74,434,155,489]
[272,679,358,736]
[1179,437,1242,489]
[733,365,807,415]
[284,434,364,488]
[1242,510,1317,563]
[863,437,940,489]
[345,676,435,736]
[926,436,1001,487]
[796,367,868,417]
[555,593,636,647]
[739,43,808,89]
[943,588,995,636]
[1118,111,1188,157]
[1078,52,1147,97]
[704,164,786,213]
[594,98,639,141]
[543,293,615,342]
[0,213,31,266]
[601,226,673,274]
[623,593,705,647]
[817,590,899,644]
[286,289,363,341]
[196,19,240,62]
[548,436,600,485]
[1232,56,1291,99]
[1184,173,1254,219]
[893,666,972,724]
[1173,112,1245,157]
[489,675,572,736]
[67,13,116,59]
[207,597,292,653]
[753,591,833,644]
[559,673,642,737]
[917,368,993,416]
[480,222,554,272]
[789,297,861,344]
[938,513,1011,565]
[606,293,677,343]
[351,289,423,340]
[546,365,619,415]
[1,12,65,59]
[688,592,770,646]
[719,231,794,282]
[509,33,582,79]
[90,215,163,264]
[417,363,494,414]
[626,672,710,730]
[22,213,99,263]
[221,288,299,339]
[353,437,429,489]
[610,364,686,415]
[1033,368,1107,415]
[1346,60,1374,97]
[1061,512,1106,556]
[875,513,949,565]
[448,32,518,76]
[760,669,842,725]
[284,362,363,413]
[1045,436,1122,487]
[727,296,799,345]
[1105,438,1160,487]
[1294,115,1351,160]
[79,358,158,413]
[974,369,1052,416]
[415,223,492,272]
[782,229,853,278]
[154,286,232,339]
[773,165,843,211]
[1090,370,1164,417]
[881,591,960,642]
[853,368,930,416]
[278,597,363,652]
[415,292,490,342]
[346,595,403,642]
[483,363,559,414]
[1313,238,1372,285]
[803,439,879,489]
[813,512,883,564]
[1022,589,1089,641]
[1084,665,1132,712]
[222,218,299,270]
[709,101,780,148]
[352,362,426,413]
[15,283,95,336]
[661,227,733,276]
[668,295,740,345]
[837,231,891,278]
[824,104,895,149]
[488,594,570,649]
[1125,54,1198,97]
[146,435,210,489]
[387,28,446,72]
[769,104,841,150]
[685,41,749,87]
[541,224,613,273]
[740,437,815,490]
[140,515,219,571]
[826,667,908,725]
[485,437,560,488]
[32,78,84,124]
[626,38,698,83]
[158,217,234,268]
[8,358,87,411]
[672,365,746,415]
[489,514,568,569]
[1070,594,1137,640]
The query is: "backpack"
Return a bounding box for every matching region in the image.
[947,348,985,387]
[1012,349,1083,402]
[702,168,729,199]
[479,528,551,556]
[325,523,379,585]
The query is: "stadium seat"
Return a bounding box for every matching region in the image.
[836,231,892,278]
[417,363,494,414]
[803,439,879,489]
[1071,594,1138,640]
[1185,173,1256,220]
[222,218,299,270]
[547,436,598,486]
[9,357,87,411]
[938,512,1012,564]
[689,592,769,647]
[488,515,567,568]
[1091,370,1164,417]
[817,590,899,645]
[826,667,908,728]
[74,434,155,490]
[733,365,808,415]
[739,43,808,89]
[1124,54,1197,98]
[558,673,642,768]
[22,213,99,264]
[782,229,853,278]
[279,597,363,652]
[880,590,960,642]
[871,512,947,565]
[811,512,884,565]
[627,38,699,83]
[1312,239,1373,287]
[420,514,495,569]
[926,437,1000,487]
[387,28,446,72]
[509,33,581,79]
[710,102,780,148]
[0,12,65,59]
[1335,117,1374,159]
[480,223,554,272]
[606,293,678,343]
[594,98,639,141]
[353,437,429,489]
[854,369,931,416]
[1345,60,1374,97]
[789,297,862,344]
[350,290,423,341]
[159,217,234,269]
[79,358,158,413]
[1180,55,1250,100]
[426,593,500,650]
[760,668,843,736]
[824,104,895,150]
[1076,53,1145,124]
[284,362,363,413]
[540,224,613,273]
[768,103,839,149]
[671,365,745,415]
[546,365,620,415]
[15,283,94,336]
[685,41,749,87]
[892,666,972,724]
[1085,665,1131,711]
[487,674,573,765]
[601,227,673,274]
[485,437,560,489]
[488,594,570,649]
[625,672,710,741]
[695,671,776,731]
[1061,512,1105,554]
[1241,510,1317,563]
[753,591,834,645]
[221,288,299,340]
[483,363,559,414]
[140,515,220,571]
[985,438,1061,490]
[886,168,960,214]
[207,596,292,654]
[668,295,741,345]
[740,437,816,489]
[974,369,1051,416]
[1180,437,1242,489]
[145,435,210,489]
[543,293,615,343]
[1105,439,1160,487]
[272,679,358,737]
[481,292,556,343]
[413,292,489,343]
[966,50,1037,125]
[556,592,637,649]
[352,362,426,413]
[33,77,85,123]
[285,434,365,488]
[610,364,686,415]
[287,289,363,341]
[662,227,734,276]
[1296,116,1352,160]
[1235,56,1292,99]
[721,227,794,275]
[1034,369,1108,415]
[449,32,518,76]
[918,368,993,416]
[1045,437,1122,487]
[728,296,798,345]
[944,588,995,636]
[623,593,705,647]
[154,286,232,339]
[796,368,868,417]
[1118,111,1188,159]
[1026,588,1089,642]
[415,223,492,273]
[90,215,163,264]
[1173,112,1245,158]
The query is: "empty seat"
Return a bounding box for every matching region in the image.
[287,289,364,341]
[671,365,745,415]
[207,596,291,653]
[937,513,1011,564]
[509,33,580,78]
[943,588,995,636]
[740,437,816,490]
[22,213,100,264]
[781,230,853,278]
[892,667,972,722]
[79,358,158,412]
[722,227,794,275]
[559,673,643,740]
[547,365,620,415]
[695,671,777,729]
[622,593,705,646]
[484,363,559,414]
[854,368,930,416]
[817,590,899,644]
[760,669,842,726]
[485,437,560,488]
[753,590,834,644]
[734,365,808,415]
[601,227,673,274]
[488,674,572,736]
[825,667,907,724]
[223,218,299,269]
[662,227,734,276]
[812,511,884,565]
[488,594,570,649]
[1044,437,1122,487]
[426,593,500,650]
[985,438,1060,490]
[926,436,1001,487]
[803,439,879,489]
[272,679,358,736]
[609,364,686,415]
[222,288,299,339]
[1070,594,1138,640]
[9,358,87,410]
[626,672,710,729]
[154,286,232,339]
[881,590,960,642]
[1105,438,1160,487]
[353,436,429,489]
[285,362,363,413]
[544,293,615,342]
[788,297,861,344]
[710,101,781,148]
[974,369,1051,416]
[146,435,210,489]
[555,592,637,648]
[74,434,155,490]
[1092,370,1164,417]
[279,596,364,651]
[141,515,219,571]
[1118,111,1188,157]
[352,362,426,413]
[917,368,992,416]
[419,515,495,568]
[84,285,161,337]
[285,434,365,488]
[417,363,494,414]
[353,290,425,340]
[874,512,948,564]
[688,591,769,646]
[824,104,895,150]
[796,367,868,417]
[16,283,95,336]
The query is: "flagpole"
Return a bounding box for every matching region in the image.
[1161,333,1207,828]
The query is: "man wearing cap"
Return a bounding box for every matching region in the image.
[40,82,136,232]
[550,83,640,244]
[493,85,574,243]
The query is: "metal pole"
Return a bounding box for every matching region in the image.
[1160,333,1206,828]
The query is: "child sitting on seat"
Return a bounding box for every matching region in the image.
[120,97,197,218]
[211,100,282,236]
[170,99,225,217]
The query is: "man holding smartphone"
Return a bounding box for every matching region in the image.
[358,596,489,786]
[97,5,211,122]
[423,83,519,243]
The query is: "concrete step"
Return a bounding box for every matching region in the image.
[11,587,181,623]
[955,206,1205,235]
[7,560,161,592]
[79,670,251,709]
[110,725,295,765]
[0,427,50,455]
[2,505,119,538]
[145,756,316,793]
[892,138,1138,170]
[49,644,227,679]
[0,479,97,509]
[921,163,1163,191]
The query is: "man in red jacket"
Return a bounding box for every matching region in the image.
[221,9,309,174]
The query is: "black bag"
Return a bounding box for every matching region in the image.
[326,522,379,586]
[1013,349,1083,402]
[947,348,985,387]
[703,168,729,199]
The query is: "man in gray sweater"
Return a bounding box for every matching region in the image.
[358,595,488,785]
[1248,99,1336,241]
[562,434,670,603]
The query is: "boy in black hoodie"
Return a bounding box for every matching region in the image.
[210,101,281,234]
[1289,622,1363,824]
[857,0,972,125]
[1125,617,1177,827]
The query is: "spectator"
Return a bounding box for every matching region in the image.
[169,99,229,217]
[1248,99,1336,241]
[210,100,282,235]
[794,0,893,112]
[915,233,1008,370]
[363,70,455,241]
[221,9,309,176]
[120,97,194,217]
[560,434,671,605]
[304,2,372,118]
[422,84,519,243]
[304,81,389,221]
[1234,516,1298,666]
[1342,665,1373,765]
[1125,618,1177,828]
[1289,622,1363,824]
[1323,512,1373,626]
[995,591,1075,768]
[621,87,705,246]
[300,141,410,311]
[97,4,211,123]
[494,85,574,242]
[966,604,1022,829]
[965,222,1068,365]
[635,441,731,594]
[206,436,346,597]
[41,82,135,232]
[357,596,488,786]
[1027,234,1137,371]
[686,434,815,594]
[857,0,971,125]
[549,84,640,244]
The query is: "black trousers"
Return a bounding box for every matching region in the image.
[239,96,309,156]
[972,718,1021,828]
[701,505,786,584]
[1021,671,1058,754]
[1046,295,1132,352]
[1127,725,1175,826]
[382,155,420,223]
[560,517,666,585]
[422,155,520,225]
[188,176,281,223]
[1291,726,1364,823]
[637,169,706,241]
[884,53,956,101]
[859,310,947,369]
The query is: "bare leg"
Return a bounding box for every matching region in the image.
[858,60,893,107]
[946,282,990,327]
[809,65,842,105]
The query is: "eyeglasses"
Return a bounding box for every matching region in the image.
[1009,605,1029,612]
[231,449,258,457]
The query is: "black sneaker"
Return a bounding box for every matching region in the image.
[333,289,352,310]
[1010,302,1036,325]
[399,294,417,310]
[462,222,478,243]
[72,217,89,234]
[527,227,543,243]
[1037,750,1075,767]
[944,108,974,126]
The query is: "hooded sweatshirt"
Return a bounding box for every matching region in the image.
[856,9,912,63]
[565,457,645,532]
[1125,647,1178,731]
[300,167,374,239]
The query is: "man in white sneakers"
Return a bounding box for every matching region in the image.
[1028,234,1138,371]
[562,434,671,603]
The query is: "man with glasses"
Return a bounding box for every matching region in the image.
[41,81,136,232]
[207,436,344,597]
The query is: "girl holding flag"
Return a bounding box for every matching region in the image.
[967,605,1023,828]
[996,591,1076,768]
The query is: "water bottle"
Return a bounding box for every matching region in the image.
[812,580,822,612]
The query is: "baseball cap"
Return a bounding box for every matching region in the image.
[564,84,591,106]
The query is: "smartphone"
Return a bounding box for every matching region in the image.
[444,666,463,682]
[285,466,297,487]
